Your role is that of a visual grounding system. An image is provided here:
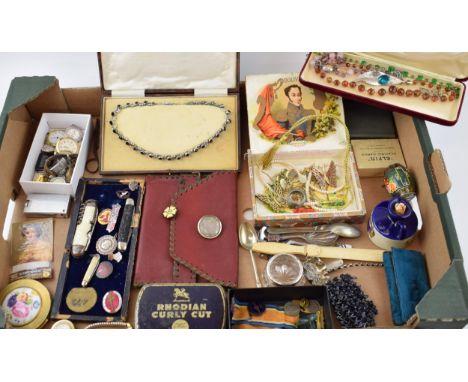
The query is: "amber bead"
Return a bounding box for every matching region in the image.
[320,72,326,79]
[420,81,426,86]
[436,84,441,90]
[346,63,350,67]
[366,88,374,95]
[445,87,451,93]
[422,93,430,100]
[440,95,447,102]
[450,91,456,97]
[389,85,397,94]
[358,84,366,92]
[350,81,357,88]
[397,88,405,96]
[378,88,386,96]
[431,95,439,102]
[352,64,357,68]
[366,64,372,70]
[414,90,421,97]
[334,79,340,86]
[449,95,455,101]
[413,80,418,85]
[315,67,321,74]
[342,80,349,87]
[405,90,413,97]
[327,77,333,83]
[428,83,434,89]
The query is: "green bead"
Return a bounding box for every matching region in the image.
[360,60,367,65]
[416,75,424,81]
[431,78,437,84]
[388,66,395,72]
[402,71,408,77]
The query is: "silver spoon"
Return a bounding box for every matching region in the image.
[266,223,361,238]
[238,223,262,288]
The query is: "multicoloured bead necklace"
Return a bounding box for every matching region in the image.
[311,52,461,103]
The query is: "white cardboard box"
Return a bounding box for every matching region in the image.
[20,113,92,197]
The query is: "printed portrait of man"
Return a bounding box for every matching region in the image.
[274,84,315,138]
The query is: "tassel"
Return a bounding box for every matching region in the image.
[261,114,316,169]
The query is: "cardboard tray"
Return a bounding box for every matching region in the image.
[1,76,468,328]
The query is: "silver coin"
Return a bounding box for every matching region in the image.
[307,299,321,314]
[197,215,222,239]
[96,235,117,255]
[284,301,301,317]
[266,254,303,286]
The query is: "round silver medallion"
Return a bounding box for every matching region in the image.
[266,253,303,286]
[96,235,117,255]
[197,215,222,239]
[284,301,301,317]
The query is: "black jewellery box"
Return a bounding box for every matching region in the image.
[228,286,333,329]
[51,178,144,322]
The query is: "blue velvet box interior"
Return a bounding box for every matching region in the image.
[55,180,141,320]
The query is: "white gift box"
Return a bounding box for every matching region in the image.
[19,113,91,213]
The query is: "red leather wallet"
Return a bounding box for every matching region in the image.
[134,172,238,287]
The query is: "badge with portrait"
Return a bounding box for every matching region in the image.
[10,218,54,281]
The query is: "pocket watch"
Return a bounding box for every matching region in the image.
[66,125,84,142]
[45,129,66,146]
[55,137,79,155]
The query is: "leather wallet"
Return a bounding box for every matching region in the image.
[134,172,238,287]
[383,247,430,326]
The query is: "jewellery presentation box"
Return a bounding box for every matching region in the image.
[19,113,92,215]
[1,62,468,327]
[245,72,366,226]
[300,52,468,126]
[98,52,240,174]
[51,178,144,322]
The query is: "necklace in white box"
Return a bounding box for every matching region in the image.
[109,100,231,161]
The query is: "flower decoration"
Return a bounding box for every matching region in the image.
[163,205,177,219]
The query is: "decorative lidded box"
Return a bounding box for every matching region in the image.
[246,72,366,226]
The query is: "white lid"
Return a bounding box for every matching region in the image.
[100,52,238,92]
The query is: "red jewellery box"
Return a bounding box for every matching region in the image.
[299,53,468,126]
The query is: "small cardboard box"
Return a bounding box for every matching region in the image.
[351,138,406,177]
[19,113,91,197]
